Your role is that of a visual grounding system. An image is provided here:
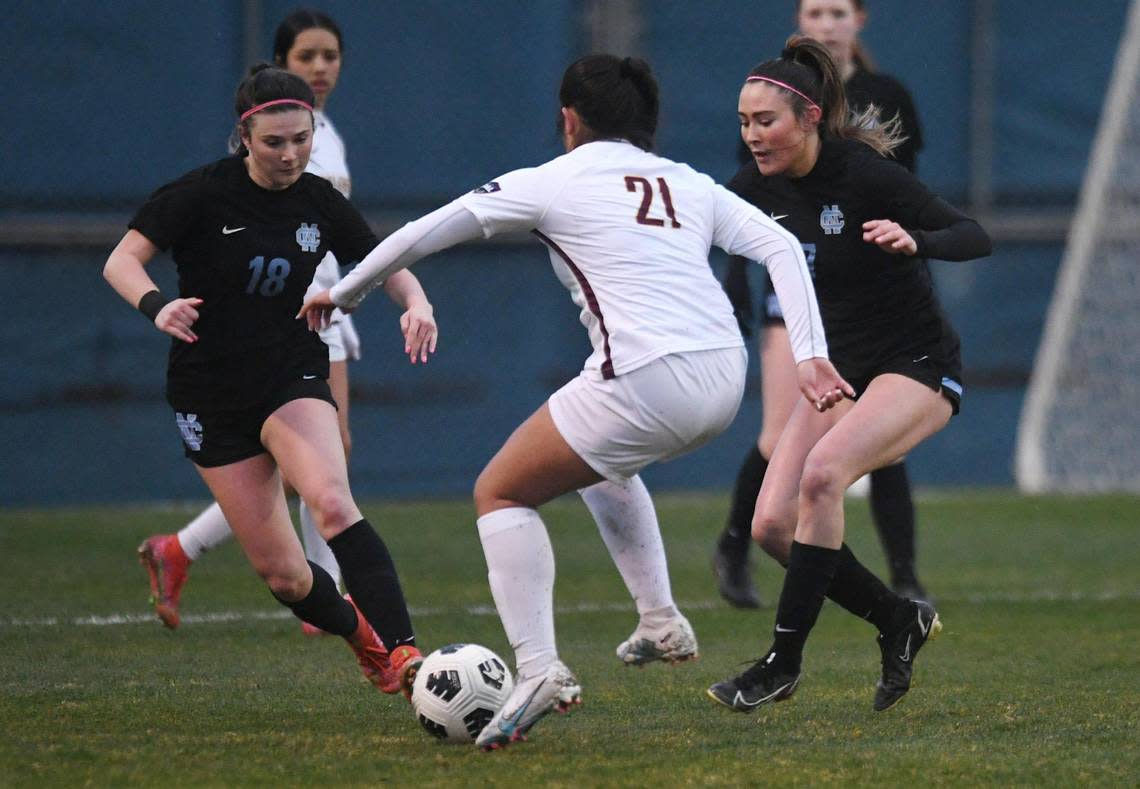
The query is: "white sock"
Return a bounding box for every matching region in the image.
[477,507,558,681]
[580,475,680,627]
[299,498,343,590]
[177,502,233,562]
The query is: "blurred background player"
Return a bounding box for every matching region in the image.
[714,0,929,609]
[139,10,366,632]
[707,37,989,713]
[104,65,437,696]
[300,53,849,748]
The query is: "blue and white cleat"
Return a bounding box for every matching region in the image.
[474,660,582,750]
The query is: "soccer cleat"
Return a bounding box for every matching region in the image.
[873,600,942,711]
[137,534,190,629]
[475,660,582,750]
[616,614,699,666]
[706,652,800,712]
[343,596,391,691]
[712,543,762,609]
[382,645,424,700]
[892,580,935,607]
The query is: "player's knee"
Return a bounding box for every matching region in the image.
[261,566,310,602]
[306,486,357,538]
[752,510,793,564]
[799,456,844,505]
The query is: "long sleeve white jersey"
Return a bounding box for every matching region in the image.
[306,110,351,297]
[332,140,828,377]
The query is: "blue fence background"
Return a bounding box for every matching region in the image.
[1,1,1126,504]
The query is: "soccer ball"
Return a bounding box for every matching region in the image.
[411,643,514,743]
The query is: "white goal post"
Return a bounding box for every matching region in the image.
[1016,0,1140,492]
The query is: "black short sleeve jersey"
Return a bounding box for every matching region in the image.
[129,156,379,410]
[726,138,987,370]
[845,67,923,173]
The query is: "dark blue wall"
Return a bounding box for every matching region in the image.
[1,1,1127,503]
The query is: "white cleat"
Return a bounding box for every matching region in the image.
[616,615,699,666]
[475,660,582,750]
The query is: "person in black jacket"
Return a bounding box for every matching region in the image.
[103,65,438,699]
[707,36,990,713]
[714,0,929,609]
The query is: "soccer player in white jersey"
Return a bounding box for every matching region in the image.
[138,10,365,632]
[300,54,852,749]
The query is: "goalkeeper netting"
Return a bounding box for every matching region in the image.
[1016,0,1140,492]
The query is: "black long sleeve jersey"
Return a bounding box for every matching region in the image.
[726,137,990,377]
[129,156,380,411]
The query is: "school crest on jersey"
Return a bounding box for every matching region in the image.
[296,222,320,252]
[820,204,844,235]
[472,180,501,194]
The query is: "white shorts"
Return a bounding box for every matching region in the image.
[549,346,748,482]
[318,312,360,364]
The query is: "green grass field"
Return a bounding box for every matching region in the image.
[2,491,1137,786]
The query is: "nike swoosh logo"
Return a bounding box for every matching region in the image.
[222,225,246,234]
[917,610,930,636]
[302,375,318,380]
[733,680,795,708]
[898,635,912,662]
[497,677,548,734]
[912,355,930,363]
[774,625,797,633]
[771,214,789,221]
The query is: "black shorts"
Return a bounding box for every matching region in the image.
[840,347,963,416]
[171,376,337,468]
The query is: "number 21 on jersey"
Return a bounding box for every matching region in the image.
[624,176,681,229]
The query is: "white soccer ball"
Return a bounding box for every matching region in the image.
[411,643,514,743]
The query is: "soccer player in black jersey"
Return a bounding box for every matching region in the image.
[103,65,438,699]
[707,36,991,712]
[715,0,929,608]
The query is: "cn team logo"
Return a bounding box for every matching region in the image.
[820,204,844,235]
[472,180,500,194]
[175,412,204,451]
[296,222,320,252]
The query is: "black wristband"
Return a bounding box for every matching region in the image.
[137,290,171,322]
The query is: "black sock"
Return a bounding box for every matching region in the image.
[770,541,841,673]
[718,445,769,558]
[870,463,917,586]
[826,544,904,633]
[327,519,415,651]
[273,561,357,637]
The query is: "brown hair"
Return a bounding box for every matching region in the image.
[746,34,904,157]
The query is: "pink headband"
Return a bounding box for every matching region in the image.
[239,98,314,122]
[745,76,820,111]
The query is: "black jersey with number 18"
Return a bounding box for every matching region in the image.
[129,156,379,411]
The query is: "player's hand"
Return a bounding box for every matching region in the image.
[863,219,917,255]
[400,302,437,364]
[796,358,855,412]
[297,289,342,332]
[155,297,203,343]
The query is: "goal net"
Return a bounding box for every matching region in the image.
[1016,0,1140,492]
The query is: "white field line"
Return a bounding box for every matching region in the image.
[1,590,1138,629]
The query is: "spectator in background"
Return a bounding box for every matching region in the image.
[708,36,990,713]
[139,10,368,634]
[714,0,930,609]
[104,65,437,697]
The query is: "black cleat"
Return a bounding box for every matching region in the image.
[892,577,935,607]
[712,544,762,609]
[707,653,799,713]
[874,600,942,711]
